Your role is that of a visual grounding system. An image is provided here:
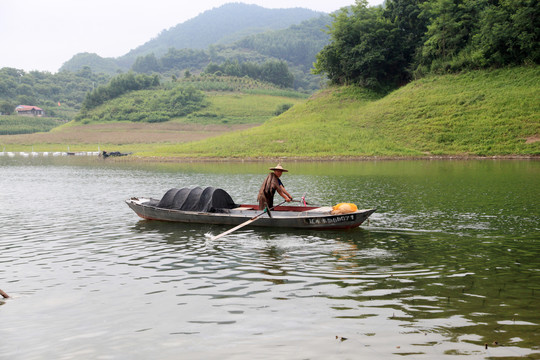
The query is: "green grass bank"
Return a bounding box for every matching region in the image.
[151,66,539,158]
[0,116,67,136]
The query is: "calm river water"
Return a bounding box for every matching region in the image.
[0,157,539,359]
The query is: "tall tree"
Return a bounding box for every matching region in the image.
[417,0,481,72]
[132,53,160,74]
[261,60,294,88]
[313,0,407,88]
[383,0,428,80]
[472,0,540,67]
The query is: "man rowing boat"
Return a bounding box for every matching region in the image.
[257,163,293,210]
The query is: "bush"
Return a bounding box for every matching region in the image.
[77,85,208,123]
[274,103,293,116]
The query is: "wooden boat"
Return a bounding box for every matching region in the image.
[126,187,375,230]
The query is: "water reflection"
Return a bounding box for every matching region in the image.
[128,214,540,355]
[0,157,539,359]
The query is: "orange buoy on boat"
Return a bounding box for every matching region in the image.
[331,203,358,215]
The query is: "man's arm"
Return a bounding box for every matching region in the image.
[277,185,292,202]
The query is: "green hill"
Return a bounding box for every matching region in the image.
[234,16,331,73]
[0,67,110,121]
[60,53,122,74]
[0,78,308,153]
[75,75,307,125]
[149,66,540,158]
[59,4,329,93]
[61,4,325,72]
[119,3,323,64]
[2,67,538,157]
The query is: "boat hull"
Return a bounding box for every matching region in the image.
[126,198,375,230]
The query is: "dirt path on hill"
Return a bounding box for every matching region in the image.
[0,122,257,145]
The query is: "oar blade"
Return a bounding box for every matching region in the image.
[210,218,258,241]
[209,200,286,241]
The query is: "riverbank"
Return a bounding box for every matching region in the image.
[0,122,257,154]
[153,67,539,158]
[105,154,540,163]
[1,67,538,158]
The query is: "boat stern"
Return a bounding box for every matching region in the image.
[125,197,156,220]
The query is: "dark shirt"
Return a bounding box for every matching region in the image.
[257,172,283,209]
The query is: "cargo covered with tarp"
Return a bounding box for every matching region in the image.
[156,187,237,213]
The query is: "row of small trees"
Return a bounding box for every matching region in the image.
[313,0,539,89]
[131,49,296,89]
[203,60,294,89]
[81,73,160,110]
[131,50,209,75]
[76,85,208,123]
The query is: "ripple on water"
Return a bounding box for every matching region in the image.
[1,159,539,359]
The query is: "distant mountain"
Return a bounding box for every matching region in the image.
[60,52,122,74]
[61,3,324,71]
[233,15,331,72]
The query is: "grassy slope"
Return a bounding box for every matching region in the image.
[0,90,305,152]
[153,66,540,158]
[0,116,67,135]
[178,92,305,125]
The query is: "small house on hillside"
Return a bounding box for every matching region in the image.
[15,105,45,117]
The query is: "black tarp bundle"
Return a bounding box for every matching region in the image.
[157,187,237,212]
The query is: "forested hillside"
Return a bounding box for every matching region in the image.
[2,0,537,151]
[234,16,331,72]
[60,4,330,92]
[314,0,539,89]
[0,67,110,119]
[127,15,330,92]
[60,53,122,74]
[118,3,323,66]
[0,3,328,128]
[61,4,325,73]
[75,72,208,123]
[232,16,331,90]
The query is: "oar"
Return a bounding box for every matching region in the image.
[291,199,319,206]
[211,200,287,241]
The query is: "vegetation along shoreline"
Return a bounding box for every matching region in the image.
[107,154,540,164]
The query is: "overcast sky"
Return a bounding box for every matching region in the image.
[0,0,384,73]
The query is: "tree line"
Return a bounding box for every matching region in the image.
[125,15,332,92]
[313,0,539,89]
[76,73,208,123]
[81,72,160,110]
[59,13,332,93]
[234,16,331,72]
[3,0,537,123]
[131,52,296,89]
[0,66,109,118]
[202,60,294,88]
[75,85,208,123]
